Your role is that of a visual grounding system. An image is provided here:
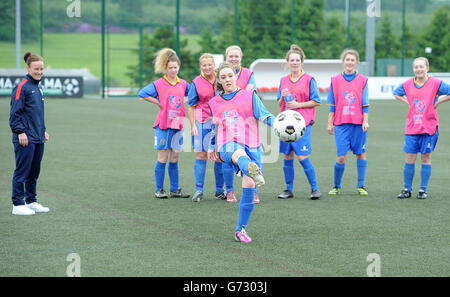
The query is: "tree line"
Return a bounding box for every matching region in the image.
[0,0,447,82]
[128,0,449,85]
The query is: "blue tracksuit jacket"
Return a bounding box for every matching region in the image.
[9,74,46,143]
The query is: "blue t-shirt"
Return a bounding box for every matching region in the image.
[276,77,321,104]
[138,80,189,102]
[218,90,274,126]
[393,79,450,103]
[209,90,274,150]
[187,82,200,107]
[236,67,257,91]
[327,72,369,113]
[187,80,215,107]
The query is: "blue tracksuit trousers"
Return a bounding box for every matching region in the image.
[12,142,45,206]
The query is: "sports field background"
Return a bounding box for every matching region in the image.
[0,33,202,88]
[1,97,449,276]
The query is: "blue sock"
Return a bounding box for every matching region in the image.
[168,162,179,191]
[403,162,415,191]
[420,164,432,192]
[223,162,235,194]
[356,159,367,188]
[300,158,319,191]
[237,155,252,177]
[214,162,224,193]
[235,187,255,232]
[154,161,166,191]
[283,159,295,192]
[334,162,345,188]
[194,159,207,192]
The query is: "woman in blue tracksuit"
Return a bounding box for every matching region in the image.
[9,52,50,215]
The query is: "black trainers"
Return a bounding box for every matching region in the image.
[215,191,226,200]
[170,188,190,198]
[397,189,411,199]
[278,189,294,199]
[192,190,203,202]
[417,190,428,199]
[310,189,322,200]
[155,189,168,199]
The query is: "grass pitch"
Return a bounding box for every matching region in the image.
[0,33,202,88]
[1,97,449,277]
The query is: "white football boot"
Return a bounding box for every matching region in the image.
[26,202,50,213]
[12,205,35,216]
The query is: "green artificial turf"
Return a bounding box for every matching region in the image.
[1,98,449,277]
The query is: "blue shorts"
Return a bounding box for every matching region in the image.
[192,120,215,152]
[334,124,367,156]
[404,131,438,154]
[154,126,184,151]
[279,125,312,156]
[219,142,264,175]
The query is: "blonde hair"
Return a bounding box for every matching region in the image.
[199,53,215,65]
[225,45,243,58]
[154,48,180,74]
[340,49,360,63]
[24,52,43,66]
[413,57,429,67]
[285,44,306,63]
[215,62,236,93]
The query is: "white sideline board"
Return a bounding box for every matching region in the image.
[249,59,450,100]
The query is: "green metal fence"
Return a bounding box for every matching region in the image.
[5,0,446,98]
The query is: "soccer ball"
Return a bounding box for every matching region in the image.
[63,78,80,96]
[273,110,306,143]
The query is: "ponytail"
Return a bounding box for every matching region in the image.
[24,51,43,66]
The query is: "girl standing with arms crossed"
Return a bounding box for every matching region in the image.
[277,44,322,200]
[208,62,275,243]
[393,57,450,199]
[187,53,225,202]
[223,45,259,203]
[138,48,190,199]
[327,49,370,196]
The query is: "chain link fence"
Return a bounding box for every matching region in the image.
[1,0,448,97]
